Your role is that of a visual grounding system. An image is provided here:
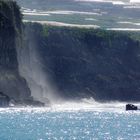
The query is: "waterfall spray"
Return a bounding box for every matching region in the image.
[16,25,58,104]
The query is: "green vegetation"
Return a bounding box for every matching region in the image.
[43,25,49,37]
[40,25,140,49]
[24,23,140,101]
[1,0,140,102]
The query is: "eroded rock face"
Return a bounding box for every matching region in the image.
[24,23,140,102]
[0,92,10,107]
[0,1,31,102]
[1,0,140,103]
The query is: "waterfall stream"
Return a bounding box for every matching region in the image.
[16,28,58,104]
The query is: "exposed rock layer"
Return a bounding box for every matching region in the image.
[1,0,140,103]
[25,23,140,101]
[0,0,31,102]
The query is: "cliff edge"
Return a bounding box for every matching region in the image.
[0,0,31,103]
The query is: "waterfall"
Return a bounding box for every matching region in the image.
[16,26,58,104]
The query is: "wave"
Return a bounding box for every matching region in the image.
[130,0,140,3]
[51,98,127,112]
[22,10,102,16]
[107,28,140,31]
[75,0,126,5]
[118,21,140,26]
[23,12,50,16]
[23,20,100,28]
[85,18,98,21]
[0,98,140,113]
[0,96,140,113]
[123,5,140,8]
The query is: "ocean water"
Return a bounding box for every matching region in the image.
[0,102,140,140]
[15,0,140,30]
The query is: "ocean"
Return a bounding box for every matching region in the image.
[15,0,140,30]
[0,102,140,140]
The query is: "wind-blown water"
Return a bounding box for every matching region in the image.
[17,32,58,104]
[0,101,140,140]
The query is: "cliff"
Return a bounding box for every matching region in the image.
[24,23,140,102]
[0,0,31,103]
[1,0,140,103]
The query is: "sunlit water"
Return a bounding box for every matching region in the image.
[0,101,140,140]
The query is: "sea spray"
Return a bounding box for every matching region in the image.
[51,97,127,112]
[16,24,58,104]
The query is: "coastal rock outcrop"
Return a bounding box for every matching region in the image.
[126,104,138,111]
[0,92,10,107]
[0,0,36,104]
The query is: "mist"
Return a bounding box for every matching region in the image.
[16,29,59,105]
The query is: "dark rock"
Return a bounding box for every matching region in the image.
[25,23,140,102]
[0,92,10,107]
[126,104,138,111]
[0,0,31,102]
[22,99,45,107]
[1,0,140,103]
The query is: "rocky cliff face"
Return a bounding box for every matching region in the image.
[1,0,140,103]
[24,23,140,102]
[0,0,31,102]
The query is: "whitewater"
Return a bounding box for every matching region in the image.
[0,101,140,140]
